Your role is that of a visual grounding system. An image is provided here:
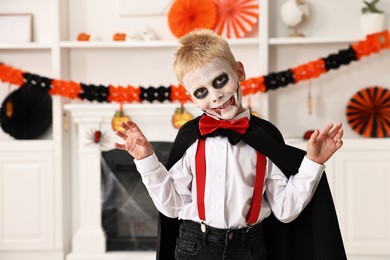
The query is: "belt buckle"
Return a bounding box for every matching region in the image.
[200,222,207,233]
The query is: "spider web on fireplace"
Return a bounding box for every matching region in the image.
[101,142,173,251]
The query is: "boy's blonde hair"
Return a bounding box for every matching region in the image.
[173,29,237,84]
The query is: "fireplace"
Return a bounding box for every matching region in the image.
[64,103,200,260]
[101,142,173,251]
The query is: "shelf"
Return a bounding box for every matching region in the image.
[268,36,361,45]
[59,37,259,49]
[0,43,52,50]
[60,40,177,48]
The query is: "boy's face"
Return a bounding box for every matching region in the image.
[183,59,246,120]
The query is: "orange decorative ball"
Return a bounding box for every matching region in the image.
[172,106,193,129]
[112,111,130,132]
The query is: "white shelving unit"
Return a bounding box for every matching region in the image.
[1,0,390,259]
[268,36,361,45]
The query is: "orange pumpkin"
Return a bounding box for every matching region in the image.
[77,33,91,41]
[113,33,126,41]
[172,106,193,129]
[112,110,130,132]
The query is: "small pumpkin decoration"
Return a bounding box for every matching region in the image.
[77,32,91,41]
[172,105,193,129]
[112,109,130,132]
[113,33,127,41]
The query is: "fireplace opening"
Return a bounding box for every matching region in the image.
[101,142,173,251]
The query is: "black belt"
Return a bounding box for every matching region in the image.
[180,220,264,243]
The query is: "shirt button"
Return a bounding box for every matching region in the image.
[228,232,234,240]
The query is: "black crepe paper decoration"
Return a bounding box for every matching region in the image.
[0,84,52,139]
[23,73,52,92]
[323,46,358,71]
[264,69,295,90]
[140,86,171,102]
[78,83,109,102]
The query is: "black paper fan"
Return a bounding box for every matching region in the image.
[346,86,390,138]
[0,84,52,139]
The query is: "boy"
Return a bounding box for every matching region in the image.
[115,29,346,260]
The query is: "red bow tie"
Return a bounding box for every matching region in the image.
[199,114,250,136]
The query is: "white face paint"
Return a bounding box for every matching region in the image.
[183,59,245,120]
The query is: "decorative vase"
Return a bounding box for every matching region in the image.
[360,13,386,36]
[280,0,310,37]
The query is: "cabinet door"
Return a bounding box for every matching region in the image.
[0,152,54,250]
[335,150,390,256]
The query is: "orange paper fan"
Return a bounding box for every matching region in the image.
[168,0,217,38]
[346,86,390,138]
[213,0,259,39]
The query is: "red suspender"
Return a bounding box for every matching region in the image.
[195,139,207,220]
[246,151,267,224]
[195,139,267,225]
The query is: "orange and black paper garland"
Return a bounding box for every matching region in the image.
[0,30,390,139]
[1,30,389,104]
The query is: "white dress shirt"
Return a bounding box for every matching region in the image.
[135,110,325,229]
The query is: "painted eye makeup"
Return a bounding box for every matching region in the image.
[193,87,208,99]
[213,73,229,89]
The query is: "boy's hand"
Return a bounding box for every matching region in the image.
[306,123,344,165]
[114,121,154,160]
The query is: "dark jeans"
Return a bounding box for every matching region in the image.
[175,220,267,260]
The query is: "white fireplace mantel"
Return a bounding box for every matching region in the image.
[64,103,200,260]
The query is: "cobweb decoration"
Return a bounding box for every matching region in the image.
[213,0,259,39]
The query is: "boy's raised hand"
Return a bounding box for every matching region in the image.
[306,123,344,165]
[114,121,154,160]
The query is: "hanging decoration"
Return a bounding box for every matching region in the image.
[167,0,217,38]
[86,129,103,143]
[172,105,194,129]
[307,80,313,115]
[111,103,131,132]
[346,86,390,138]
[86,129,109,147]
[0,84,52,139]
[0,30,389,106]
[213,0,259,39]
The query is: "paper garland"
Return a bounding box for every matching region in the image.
[0,30,389,105]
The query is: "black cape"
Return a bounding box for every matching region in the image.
[156,115,347,260]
